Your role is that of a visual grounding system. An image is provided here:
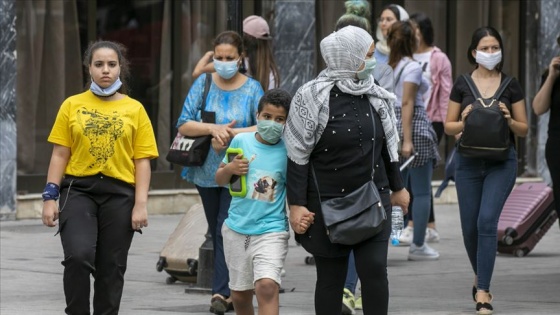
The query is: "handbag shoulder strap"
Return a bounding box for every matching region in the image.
[200,74,212,112]
[311,104,377,201]
[394,60,412,87]
[492,75,512,101]
[461,74,482,99]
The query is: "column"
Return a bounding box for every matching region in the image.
[0,0,17,220]
[273,0,316,95]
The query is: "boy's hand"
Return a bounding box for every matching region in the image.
[227,154,249,175]
[289,205,315,234]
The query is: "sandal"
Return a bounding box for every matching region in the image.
[472,286,477,302]
[475,291,493,315]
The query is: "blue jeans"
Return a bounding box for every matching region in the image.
[344,251,358,294]
[455,147,517,291]
[401,162,433,246]
[196,186,231,298]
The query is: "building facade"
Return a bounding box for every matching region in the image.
[1,0,559,219]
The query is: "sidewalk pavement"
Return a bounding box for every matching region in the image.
[1,203,559,315]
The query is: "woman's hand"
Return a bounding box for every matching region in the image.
[401,140,414,158]
[289,205,315,234]
[131,204,148,231]
[192,51,215,79]
[390,188,410,215]
[211,137,228,153]
[211,120,237,147]
[548,56,560,78]
[499,102,513,126]
[461,104,473,122]
[42,200,59,227]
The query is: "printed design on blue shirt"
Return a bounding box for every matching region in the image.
[248,164,279,203]
[77,107,123,168]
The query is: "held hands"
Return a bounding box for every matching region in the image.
[42,201,59,227]
[211,120,237,148]
[289,205,315,234]
[131,204,148,231]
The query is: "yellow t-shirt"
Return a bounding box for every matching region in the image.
[48,91,159,185]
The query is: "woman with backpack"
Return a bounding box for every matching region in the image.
[444,26,528,315]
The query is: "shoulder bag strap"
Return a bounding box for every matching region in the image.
[200,74,212,113]
[311,104,377,200]
[394,61,412,87]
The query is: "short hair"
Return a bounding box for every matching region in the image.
[213,31,244,56]
[410,13,434,47]
[83,40,131,94]
[335,0,371,34]
[257,89,292,114]
[466,26,504,71]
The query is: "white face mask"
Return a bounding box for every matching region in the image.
[475,50,502,71]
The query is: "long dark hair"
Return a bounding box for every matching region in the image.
[387,21,416,69]
[243,33,280,90]
[410,12,434,47]
[467,26,505,71]
[83,40,131,94]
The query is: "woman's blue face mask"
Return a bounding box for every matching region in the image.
[214,58,240,80]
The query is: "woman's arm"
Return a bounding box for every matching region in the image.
[131,158,151,230]
[502,100,528,137]
[179,120,237,147]
[444,100,465,136]
[532,57,560,115]
[42,144,71,227]
[401,82,418,157]
[192,51,215,80]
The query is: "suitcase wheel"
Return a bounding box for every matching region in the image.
[503,228,517,246]
[514,248,528,258]
[166,276,178,284]
[156,257,167,272]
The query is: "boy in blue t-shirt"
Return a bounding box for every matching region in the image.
[215,89,291,314]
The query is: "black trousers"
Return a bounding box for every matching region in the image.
[545,137,560,222]
[58,174,135,315]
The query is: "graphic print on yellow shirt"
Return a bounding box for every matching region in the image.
[76,108,125,169]
[48,91,159,184]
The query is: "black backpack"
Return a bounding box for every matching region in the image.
[457,74,513,161]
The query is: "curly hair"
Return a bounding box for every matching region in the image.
[83,40,131,94]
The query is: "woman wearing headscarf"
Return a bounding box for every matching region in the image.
[374,4,409,65]
[285,25,409,315]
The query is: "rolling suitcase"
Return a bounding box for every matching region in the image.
[156,203,208,284]
[497,182,557,257]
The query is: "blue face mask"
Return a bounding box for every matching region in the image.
[214,58,239,80]
[357,57,376,80]
[257,119,284,144]
[90,77,122,97]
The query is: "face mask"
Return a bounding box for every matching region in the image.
[475,50,502,71]
[214,58,239,79]
[90,77,122,97]
[357,57,377,80]
[257,119,284,144]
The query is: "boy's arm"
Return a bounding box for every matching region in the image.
[215,162,233,186]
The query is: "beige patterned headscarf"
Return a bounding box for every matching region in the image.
[284,26,400,165]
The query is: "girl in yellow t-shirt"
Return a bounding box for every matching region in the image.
[42,40,158,315]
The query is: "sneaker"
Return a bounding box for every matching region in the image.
[425,227,440,243]
[342,288,356,315]
[398,226,413,246]
[354,296,362,310]
[408,243,440,261]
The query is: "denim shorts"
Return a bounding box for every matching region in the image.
[222,224,289,291]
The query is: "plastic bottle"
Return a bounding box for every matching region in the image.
[390,206,404,246]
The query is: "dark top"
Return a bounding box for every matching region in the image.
[540,70,560,135]
[450,72,524,144]
[286,86,404,257]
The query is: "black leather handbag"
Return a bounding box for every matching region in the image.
[166,74,213,167]
[311,106,386,245]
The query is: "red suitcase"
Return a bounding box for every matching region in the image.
[497,182,557,257]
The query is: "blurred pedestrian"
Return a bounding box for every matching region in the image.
[374,4,409,65]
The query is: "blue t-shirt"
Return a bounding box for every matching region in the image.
[374,49,389,65]
[222,132,289,235]
[177,73,264,187]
